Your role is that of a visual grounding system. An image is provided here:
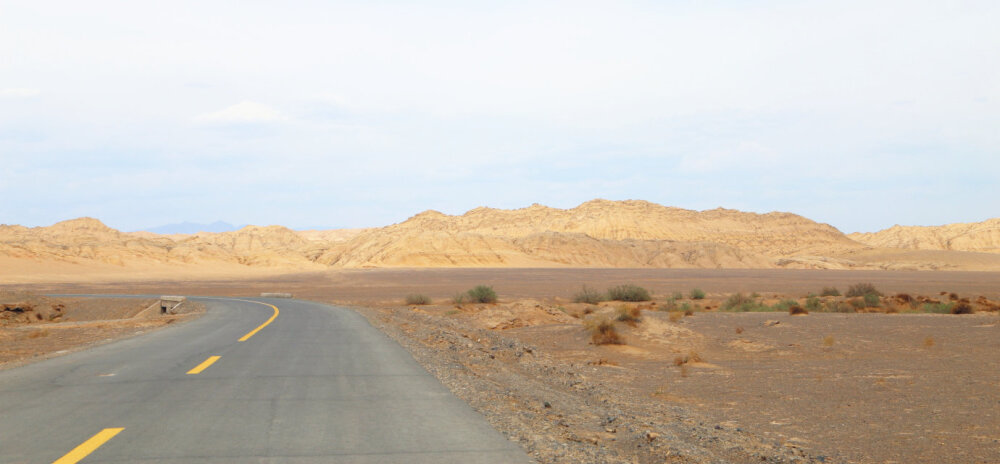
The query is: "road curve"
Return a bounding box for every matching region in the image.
[0,297,531,463]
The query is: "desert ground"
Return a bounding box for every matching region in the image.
[0,292,203,369]
[5,268,999,463]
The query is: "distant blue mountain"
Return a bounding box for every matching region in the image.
[142,221,244,235]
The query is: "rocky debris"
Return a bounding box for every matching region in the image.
[355,304,826,464]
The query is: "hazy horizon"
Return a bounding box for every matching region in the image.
[3,1,997,234]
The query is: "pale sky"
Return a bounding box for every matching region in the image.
[1,1,997,233]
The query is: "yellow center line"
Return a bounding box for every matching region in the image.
[53,427,124,464]
[236,301,280,342]
[186,355,221,375]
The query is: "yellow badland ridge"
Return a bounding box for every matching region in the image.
[848,218,1000,254]
[3,201,1000,281]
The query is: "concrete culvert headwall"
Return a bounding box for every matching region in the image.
[260,293,293,298]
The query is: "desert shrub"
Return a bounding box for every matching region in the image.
[827,300,854,313]
[863,293,881,308]
[805,296,822,312]
[820,287,841,297]
[951,302,974,314]
[789,305,808,315]
[772,299,800,312]
[573,286,605,304]
[846,283,881,298]
[466,285,498,304]
[920,302,954,313]
[689,288,706,300]
[452,292,467,305]
[607,284,651,302]
[405,294,432,305]
[586,318,623,345]
[948,292,959,301]
[679,302,696,316]
[615,305,642,324]
[721,293,768,312]
[849,298,867,310]
[671,291,684,300]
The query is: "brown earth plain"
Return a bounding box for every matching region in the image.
[3,200,1000,464]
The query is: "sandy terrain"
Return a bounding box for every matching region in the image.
[0,292,203,369]
[8,268,999,463]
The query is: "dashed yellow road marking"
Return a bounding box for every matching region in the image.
[186,355,221,375]
[53,427,124,464]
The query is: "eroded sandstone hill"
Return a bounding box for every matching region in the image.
[849,219,1000,254]
[315,200,863,268]
[3,201,1000,281]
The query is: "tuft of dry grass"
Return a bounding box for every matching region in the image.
[789,305,808,316]
[573,285,605,304]
[405,294,432,305]
[923,336,935,348]
[673,351,703,366]
[615,305,642,325]
[823,335,835,347]
[586,318,624,345]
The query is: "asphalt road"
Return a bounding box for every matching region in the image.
[0,297,532,463]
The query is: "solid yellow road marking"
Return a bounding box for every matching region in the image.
[186,355,221,375]
[53,427,124,464]
[237,302,279,342]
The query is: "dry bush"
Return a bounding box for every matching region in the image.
[895,293,913,304]
[820,287,841,297]
[951,302,974,314]
[405,294,432,305]
[606,284,651,302]
[948,292,959,301]
[823,335,835,347]
[846,283,881,298]
[789,305,808,315]
[827,300,855,313]
[668,311,683,322]
[466,285,498,304]
[721,293,767,312]
[573,286,605,304]
[586,318,624,345]
[615,305,642,325]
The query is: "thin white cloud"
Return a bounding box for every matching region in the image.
[193,101,287,125]
[0,88,40,99]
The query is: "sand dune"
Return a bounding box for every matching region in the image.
[3,200,1000,282]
